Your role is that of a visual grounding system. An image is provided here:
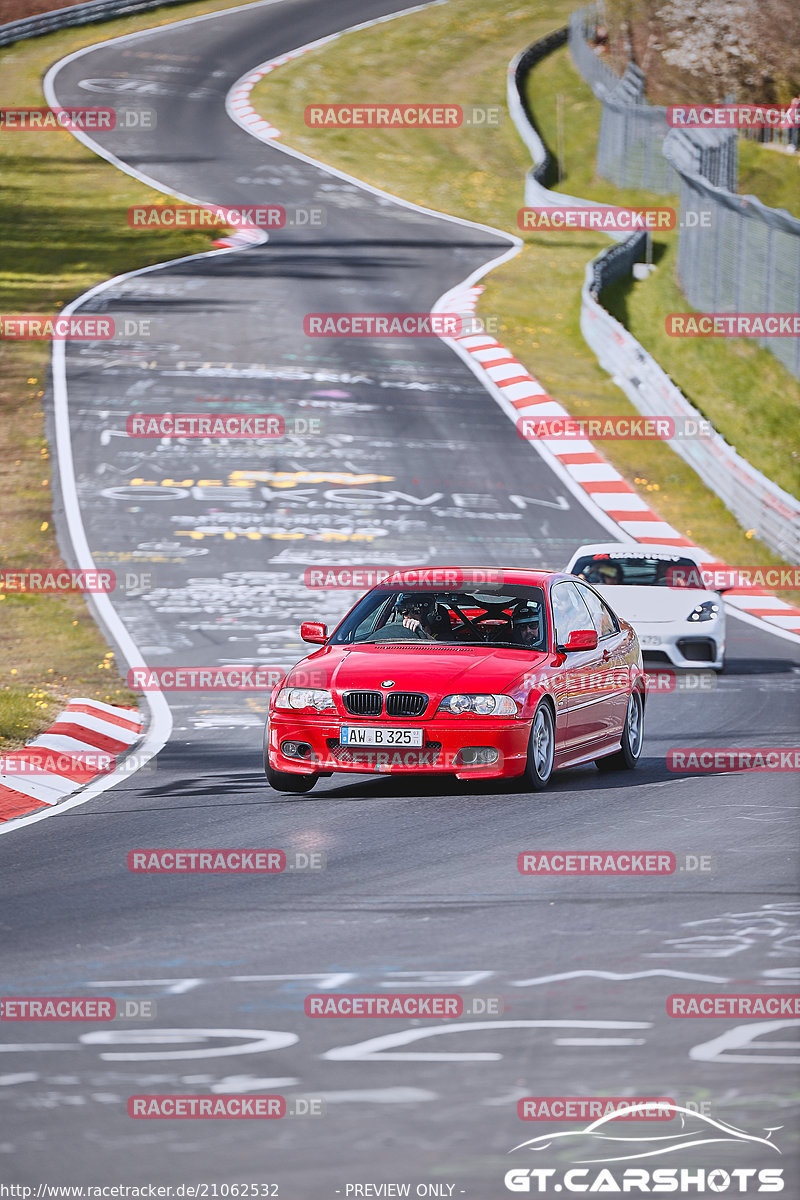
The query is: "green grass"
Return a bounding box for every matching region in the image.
[738,138,800,220]
[526,46,800,502]
[249,0,800,604]
[0,0,265,747]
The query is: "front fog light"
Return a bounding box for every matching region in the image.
[456,747,500,766]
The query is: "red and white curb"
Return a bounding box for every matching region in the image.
[442,286,800,640]
[226,39,335,143]
[0,699,143,824]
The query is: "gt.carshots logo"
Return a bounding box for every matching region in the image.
[503,1168,784,1192]
[505,1104,784,1192]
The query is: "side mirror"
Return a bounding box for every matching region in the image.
[563,628,598,652]
[301,621,327,645]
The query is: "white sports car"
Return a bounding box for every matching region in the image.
[564,543,725,670]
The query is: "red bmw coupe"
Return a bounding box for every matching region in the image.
[264,569,645,793]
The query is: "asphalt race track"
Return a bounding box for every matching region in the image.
[1,0,799,1192]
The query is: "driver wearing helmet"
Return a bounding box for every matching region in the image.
[512,604,545,649]
[580,560,623,586]
[394,593,452,640]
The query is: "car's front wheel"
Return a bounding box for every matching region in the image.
[596,689,644,772]
[524,701,555,791]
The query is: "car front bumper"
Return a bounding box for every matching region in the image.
[637,624,725,670]
[266,713,532,779]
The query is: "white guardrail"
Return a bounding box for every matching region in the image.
[508,32,800,563]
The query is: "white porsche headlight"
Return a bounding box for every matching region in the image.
[687,600,720,623]
[437,694,518,716]
[274,687,335,711]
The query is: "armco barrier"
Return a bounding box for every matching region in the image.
[509,28,800,562]
[568,9,678,194]
[0,0,190,47]
[569,3,799,382]
[664,129,800,380]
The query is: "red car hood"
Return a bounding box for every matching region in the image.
[291,643,548,700]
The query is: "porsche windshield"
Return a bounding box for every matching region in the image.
[331,585,548,649]
[571,554,700,587]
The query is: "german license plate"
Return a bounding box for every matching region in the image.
[340,726,424,747]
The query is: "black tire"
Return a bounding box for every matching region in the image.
[524,701,556,791]
[265,761,317,794]
[596,688,644,772]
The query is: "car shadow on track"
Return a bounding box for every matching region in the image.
[294,755,672,802]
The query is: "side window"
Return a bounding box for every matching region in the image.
[575,582,618,638]
[551,582,594,646]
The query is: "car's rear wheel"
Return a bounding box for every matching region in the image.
[596,689,644,772]
[265,761,317,794]
[524,701,555,791]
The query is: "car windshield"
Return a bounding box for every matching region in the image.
[571,553,700,587]
[331,585,548,650]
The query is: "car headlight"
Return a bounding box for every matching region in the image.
[437,693,518,716]
[687,600,720,623]
[274,687,335,712]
